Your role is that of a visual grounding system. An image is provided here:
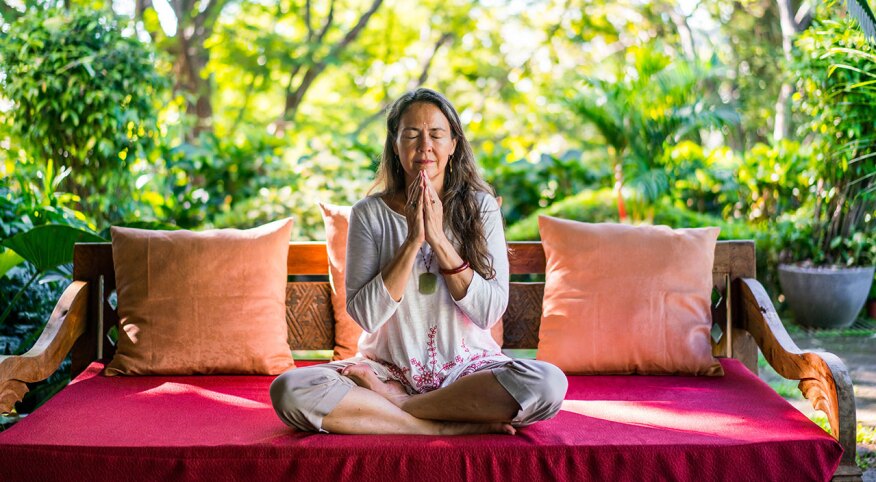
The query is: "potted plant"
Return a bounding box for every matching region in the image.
[868,279,876,320]
[777,8,876,329]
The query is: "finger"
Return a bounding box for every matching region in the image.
[419,182,427,210]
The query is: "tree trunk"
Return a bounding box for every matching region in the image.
[774,0,813,141]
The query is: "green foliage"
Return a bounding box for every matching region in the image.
[733,141,810,223]
[153,131,287,228]
[0,224,105,327]
[0,265,65,354]
[504,188,762,242]
[565,44,739,210]
[211,143,376,239]
[0,7,169,221]
[480,149,607,225]
[2,224,104,272]
[792,8,876,266]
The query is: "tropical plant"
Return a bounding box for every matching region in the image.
[0,6,169,222]
[733,141,810,223]
[479,148,607,225]
[790,8,876,267]
[847,0,876,41]
[566,44,739,221]
[0,225,106,327]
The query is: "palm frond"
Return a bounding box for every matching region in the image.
[848,0,876,42]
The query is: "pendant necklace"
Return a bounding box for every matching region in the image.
[418,246,438,295]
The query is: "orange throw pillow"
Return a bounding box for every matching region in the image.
[536,216,723,376]
[319,203,362,361]
[106,219,296,376]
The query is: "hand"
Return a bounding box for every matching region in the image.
[421,170,447,248]
[404,174,425,246]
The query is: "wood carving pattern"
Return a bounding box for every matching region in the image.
[0,380,28,414]
[799,378,836,425]
[502,283,544,349]
[285,282,334,350]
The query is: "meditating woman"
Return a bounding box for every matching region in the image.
[270,88,567,435]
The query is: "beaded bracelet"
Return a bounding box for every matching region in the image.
[440,260,470,275]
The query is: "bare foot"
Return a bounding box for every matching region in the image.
[341,363,411,407]
[435,421,516,436]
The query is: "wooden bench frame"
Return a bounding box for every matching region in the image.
[0,240,862,481]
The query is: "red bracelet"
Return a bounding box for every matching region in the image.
[440,260,470,275]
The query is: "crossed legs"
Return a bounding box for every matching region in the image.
[340,363,520,422]
[270,360,566,435]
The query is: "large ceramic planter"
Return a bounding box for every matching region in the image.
[778,264,876,329]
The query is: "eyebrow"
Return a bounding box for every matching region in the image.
[401,127,447,132]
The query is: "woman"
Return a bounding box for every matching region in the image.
[270,88,567,435]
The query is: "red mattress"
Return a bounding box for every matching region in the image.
[0,358,842,482]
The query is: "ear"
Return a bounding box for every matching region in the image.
[450,138,458,156]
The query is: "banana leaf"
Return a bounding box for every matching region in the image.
[0,225,106,272]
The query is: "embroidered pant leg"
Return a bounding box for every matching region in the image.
[489,359,568,427]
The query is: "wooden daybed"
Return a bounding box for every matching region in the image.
[0,240,861,481]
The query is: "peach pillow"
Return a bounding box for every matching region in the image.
[536,216,723,376]
[105,219,296,376]
[319,203,362,360]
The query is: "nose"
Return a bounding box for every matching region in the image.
[417,136,433,152]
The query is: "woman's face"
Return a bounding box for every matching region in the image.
[393,102,457,189]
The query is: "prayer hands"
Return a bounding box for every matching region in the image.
[420,171,446,248]
[404,170,447,248]
[403,175,425,246]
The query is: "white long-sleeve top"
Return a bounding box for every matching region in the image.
[345,191,510,393]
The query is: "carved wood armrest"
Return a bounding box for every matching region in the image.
[736,278,860,480]
[0,281,89,414]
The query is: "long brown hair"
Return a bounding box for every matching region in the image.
[371,88,499,279]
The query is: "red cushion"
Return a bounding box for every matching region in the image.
[0,359,841,481]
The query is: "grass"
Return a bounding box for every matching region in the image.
[784,317,876,338]
[858,424,876,471]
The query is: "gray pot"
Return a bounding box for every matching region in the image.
[778,264,876,329]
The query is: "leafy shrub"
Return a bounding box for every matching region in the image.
[480,149,607,226]
[209,142,376,239]
[791,8,876,267]
[0,265,66,355]
[0,7,169,222]
[503,188,789,299]
[732,141,810,223]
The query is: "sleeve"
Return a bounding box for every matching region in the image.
[344,202,402,334]
[452,194,509,330]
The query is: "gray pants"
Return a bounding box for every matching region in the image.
[270,358,568,433]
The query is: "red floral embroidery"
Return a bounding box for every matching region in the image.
[379,325,502,393]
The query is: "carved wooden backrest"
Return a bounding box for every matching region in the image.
[70,240,757,375]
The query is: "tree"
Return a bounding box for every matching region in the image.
[135,0,229,139]
[0,7,169,221]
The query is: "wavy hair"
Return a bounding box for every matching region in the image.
[370,88,500,279]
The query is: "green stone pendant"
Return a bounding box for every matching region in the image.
[419,272,438,294]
